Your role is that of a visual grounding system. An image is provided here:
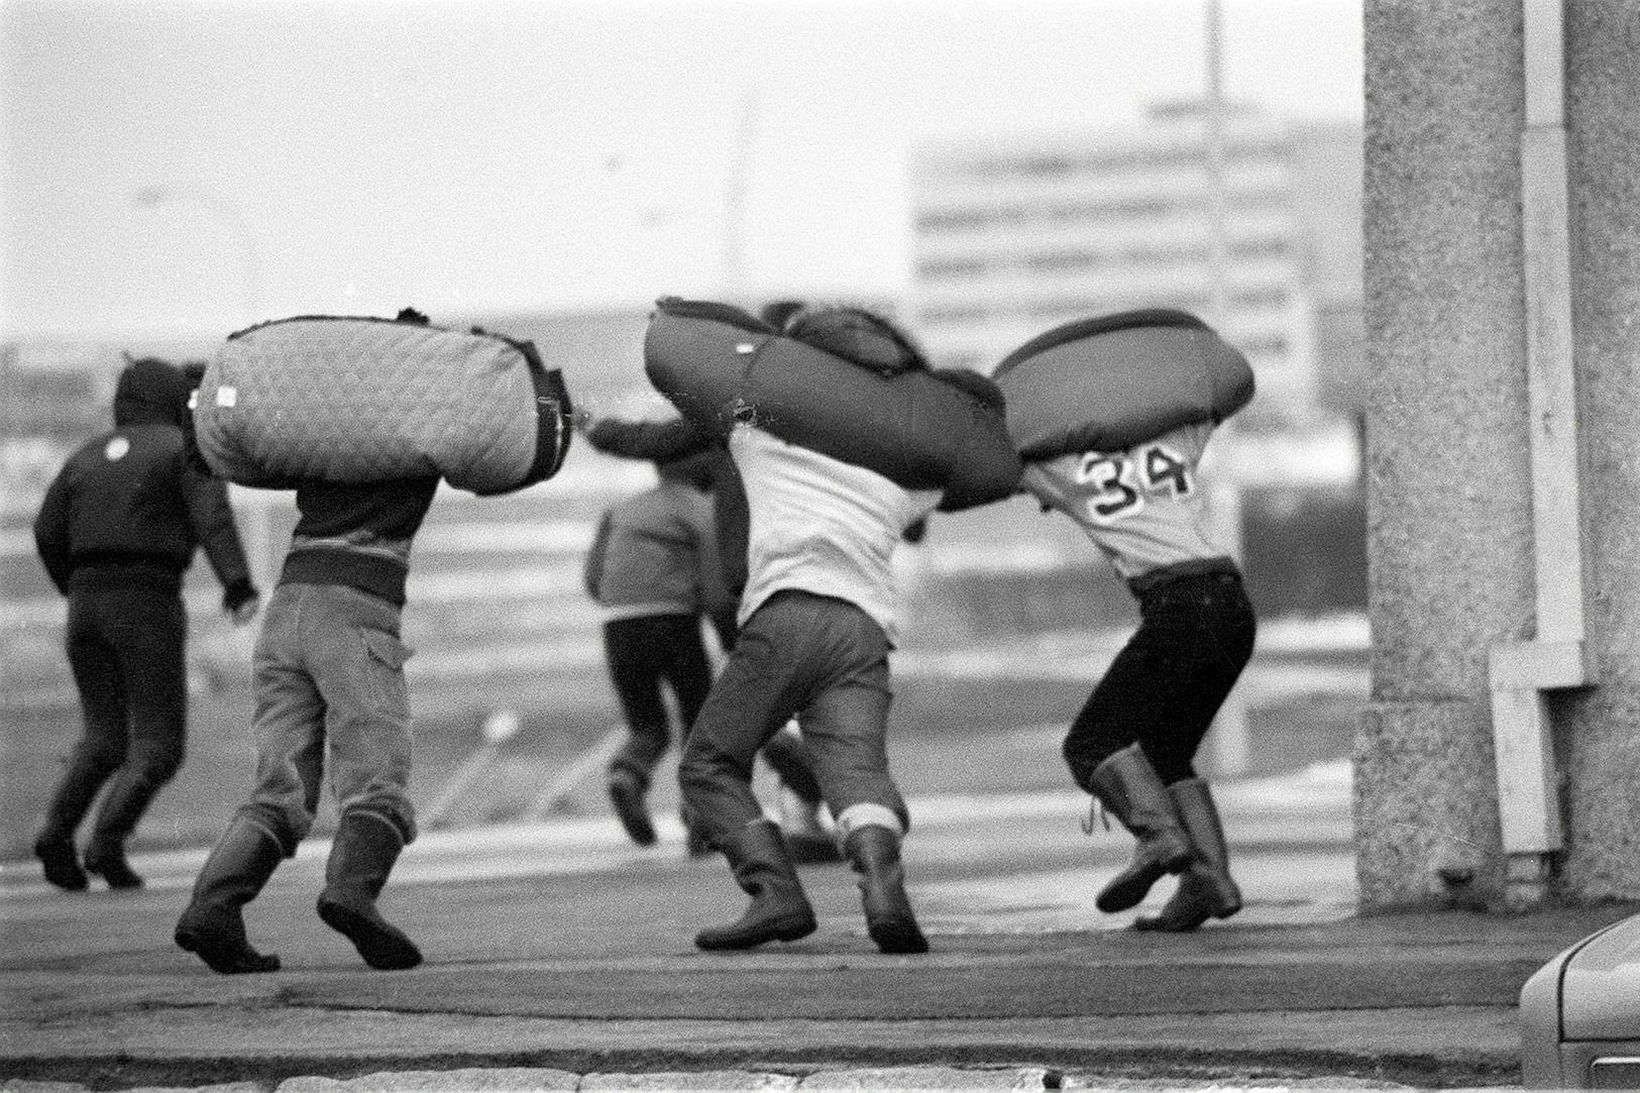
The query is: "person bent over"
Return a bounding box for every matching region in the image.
[1023,421,1256,931]
[679,306,959,955]
[175,475,437,973]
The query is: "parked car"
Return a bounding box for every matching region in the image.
[1520,910,1640,1088]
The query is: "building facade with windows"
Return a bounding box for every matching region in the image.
[910,103,1363,424]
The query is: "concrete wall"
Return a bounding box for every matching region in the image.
[1359,0,1640,908]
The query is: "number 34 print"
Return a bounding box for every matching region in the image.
[1073,443,1193,523]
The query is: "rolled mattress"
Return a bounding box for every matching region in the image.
[193,315,573,495]
[992,309,1254,460]
[643,297,1022,511]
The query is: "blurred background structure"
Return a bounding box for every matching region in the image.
[0,0,1367,860]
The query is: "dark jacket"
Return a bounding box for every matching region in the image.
[33,358,256,608]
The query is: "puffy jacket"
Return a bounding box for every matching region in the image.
[583,477,716,619]
[33,357,256,608]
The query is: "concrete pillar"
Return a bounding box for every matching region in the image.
[1358,0,1640,909]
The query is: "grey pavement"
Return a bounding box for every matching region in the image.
[0,761,1630,1092]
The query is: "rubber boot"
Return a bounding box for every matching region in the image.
[82,839,144,889]
[33,833,86,892]
[780,785,843,864]
[1136,778,1243,932]
[607,768,657,847]
[174,820,284,974]
[316,812,423,971]
[694,819,817,951]
[844,824,929,955]
[1088,744,1193,913]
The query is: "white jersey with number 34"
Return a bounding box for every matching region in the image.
[1020,422,1227,582]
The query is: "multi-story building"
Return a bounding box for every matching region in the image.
[910,102,1364,424]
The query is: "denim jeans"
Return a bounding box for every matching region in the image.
[680,590,907,844]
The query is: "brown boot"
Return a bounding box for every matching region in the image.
[316,812,422,971]
[1136,778,1242,932]
[1088,744,1192,913]
[175,819,284,974]
[844,824,928,954]
[695,820,817,951]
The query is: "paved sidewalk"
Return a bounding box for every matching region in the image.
[1,763,1630,1092]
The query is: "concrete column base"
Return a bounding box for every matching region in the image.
[1354,701,1505,911]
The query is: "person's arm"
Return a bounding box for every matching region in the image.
[582,510,614,602]
[181,461,259,621]
[32,465,75,596]
[584,415,715,462]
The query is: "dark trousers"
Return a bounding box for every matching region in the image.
[604,613,713,788]
[40,583,187,848]
[1062,569,1257,789]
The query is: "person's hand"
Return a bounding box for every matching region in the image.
[229,594,261,627]
[570,408,595,435]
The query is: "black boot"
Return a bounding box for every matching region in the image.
[607,768,657,847]
[694,819,817,951]
[1088,744,1192,913]
[1136,778,1243,932]
[844,825,928,955]
[82,839,144,889]
[316,812,423,971]
[33,747,123,892]
[33,834,86,892]
[174,820,284,974]
[85,763,174,889]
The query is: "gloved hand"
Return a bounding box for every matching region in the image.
[224,581,261,626]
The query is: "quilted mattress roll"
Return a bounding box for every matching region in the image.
[193,316,573,495]
[992,309,1254,461]
[643,297,1022,511]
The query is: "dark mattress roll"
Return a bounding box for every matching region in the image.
[643,297,1021,511]
[194,315,572,495]
[992,309,1254,460]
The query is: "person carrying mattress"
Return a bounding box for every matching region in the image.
[673,304,1013,955]
[584,449,724,851]
[576,298,847,865]
[175,309,443,975]
[1005,313,1257,933]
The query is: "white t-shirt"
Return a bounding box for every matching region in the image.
[731,425,939,644]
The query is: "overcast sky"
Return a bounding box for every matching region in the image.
[1,0,1363,340]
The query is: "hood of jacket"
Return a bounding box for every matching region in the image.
[113,357,191,429]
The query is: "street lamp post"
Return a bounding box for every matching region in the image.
[132,184,263,326]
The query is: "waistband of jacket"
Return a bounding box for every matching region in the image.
[279,547,407,607]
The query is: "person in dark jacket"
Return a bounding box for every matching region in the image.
[174,310,443,975]
[585,451,723,849]
[32,356,260,892]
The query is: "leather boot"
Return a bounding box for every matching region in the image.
[82,839,144,889]
[85,760,175,889]
[694,819,817,951]
[844,824,928,954]
[33,834,86,892]
[1088,744,1192,913]
[1136,778,1242,932]
[607,768,657,847]
[174,819,284,974]
[316,811,423,970]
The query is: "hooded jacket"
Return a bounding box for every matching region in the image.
[33,358,256,606]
